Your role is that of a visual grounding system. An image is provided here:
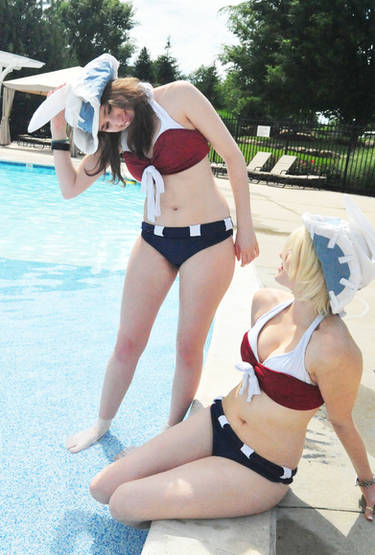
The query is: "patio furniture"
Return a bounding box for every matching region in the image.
[247,151,272,174]
[269,155,297,176]
[210,160,227,177]
[248,154,327,186]
[17,134,51,149]
[211,150,272,178]
[248,155,297,183]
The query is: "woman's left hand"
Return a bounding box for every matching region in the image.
[234,226,259,266]
[361,483,375,521]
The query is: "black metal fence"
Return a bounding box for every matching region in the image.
[211,116,375,196]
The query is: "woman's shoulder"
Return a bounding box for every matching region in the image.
[251,288,292,325]
[313,314,362,370]
[152,81,202,128]
[153,81,201,105]
[154,80,196,94]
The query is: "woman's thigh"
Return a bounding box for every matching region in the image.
[91,406,213,502]
[117,236,178,336]
[177,237,235,344]
[109,455,289,523]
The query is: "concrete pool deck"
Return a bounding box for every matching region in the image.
[2,143,375,553]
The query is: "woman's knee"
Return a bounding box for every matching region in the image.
[89,474,112,505]
[114,331,147,363]
[176,336,204,368]
[109,483,142,524]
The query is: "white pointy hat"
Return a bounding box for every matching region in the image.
[28,53,119,154]
[302,195,375,314]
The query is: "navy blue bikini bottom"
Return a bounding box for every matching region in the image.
[210,398,297,484]
[141,218,233,267]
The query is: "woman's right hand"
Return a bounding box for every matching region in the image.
[48,84,67,139]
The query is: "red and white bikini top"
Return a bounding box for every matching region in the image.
[237,299,325,410]
[121,88,209,222]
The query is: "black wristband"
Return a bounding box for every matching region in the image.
[355,476,375,487]
[51,141,70,151]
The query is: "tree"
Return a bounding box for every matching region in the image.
[49,0,136,69]
[154,37,181,84]
[0,0,71,71]
[134,47,155,82]
[188,64,223,108]
[0,0,136,136]
[0,0,75,136]
[221,0,375,125]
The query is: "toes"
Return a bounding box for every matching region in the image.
[65,438,76,449]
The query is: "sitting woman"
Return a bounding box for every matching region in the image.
[90,197,375,524]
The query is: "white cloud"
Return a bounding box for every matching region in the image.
[128,0,243,75]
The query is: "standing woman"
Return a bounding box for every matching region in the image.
[29,54,258,453]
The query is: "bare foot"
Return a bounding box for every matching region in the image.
[65,418,112,453]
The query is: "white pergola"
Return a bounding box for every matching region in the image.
[0,50,45,145]
[0,50,44,86]
[3,66,82,95]
[2,66,82,148]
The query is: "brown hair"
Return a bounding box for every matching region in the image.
[87,77,155,184]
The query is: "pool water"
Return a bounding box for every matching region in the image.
[0,162,191,554]
[0,163,142,271]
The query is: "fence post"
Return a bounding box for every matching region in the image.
[283,123,289,155]
[342,129,357,187]
[234,117,241,145]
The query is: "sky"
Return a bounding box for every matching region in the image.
[127,0,244,76]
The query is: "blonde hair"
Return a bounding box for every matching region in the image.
[282,226,330,315]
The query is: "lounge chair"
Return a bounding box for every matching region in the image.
[248,155,297,183]
[210,160,227,177]
[211,151,272,178]
[249,155,327,186]
[247,151,272,174]
[17,134,51,149]
[269,155,297,176]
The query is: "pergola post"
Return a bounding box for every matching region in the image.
[0,87,15,145]
[0,51,44,144]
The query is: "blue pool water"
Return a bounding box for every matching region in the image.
[0,162,188,554]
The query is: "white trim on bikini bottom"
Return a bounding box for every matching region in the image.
[218,414,229,428]
[154,225,165,236]
[148,220,233,237]
[240,444,255,458]
[189,224,201,237]
[224,217,233,231]
[280,467,293,479]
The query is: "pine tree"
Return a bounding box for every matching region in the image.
[134,47,155,82]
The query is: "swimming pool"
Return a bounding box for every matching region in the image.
[0,161,188,554]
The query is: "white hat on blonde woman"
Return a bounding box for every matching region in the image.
[303,195,375,315]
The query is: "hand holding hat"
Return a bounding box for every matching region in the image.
[28,53,119,154]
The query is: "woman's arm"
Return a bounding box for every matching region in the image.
[313,329,375,520]
[331,417,375,520]
[167,81,259,265]
[49,96,104,199]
